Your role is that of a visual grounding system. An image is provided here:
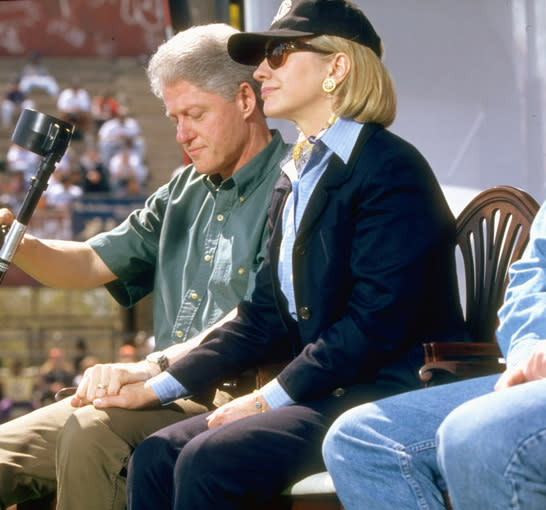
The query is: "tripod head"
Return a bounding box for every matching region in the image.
[0,109,74,283]
[12,108,73,163]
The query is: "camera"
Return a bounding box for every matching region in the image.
[0,110,73,282]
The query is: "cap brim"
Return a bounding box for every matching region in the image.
[228,30,317,66]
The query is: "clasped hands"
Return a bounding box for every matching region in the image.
[68,360,270,429]
[70,360,159,409]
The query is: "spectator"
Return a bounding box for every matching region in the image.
[1,76,35,128]
[37,348,75,406]
[72,338,88,376]
[0,172,23,210]
[97,106,145,167]
[56,77,92,140]
[118,344,138,363]
[44,167,83,209]
[55,146,77,176]
[0,359,37,422]
[6,142,40,186]
[79,144,110,193]
[91,89,120,132]
[18,52,59,97]
[108,138,148,195]
[133,331,154,360]
[72,355,100,388]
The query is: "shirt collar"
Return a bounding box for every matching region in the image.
[203,130,288,196]
[320,117,363,164]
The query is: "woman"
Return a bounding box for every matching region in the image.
[126,1,467,508]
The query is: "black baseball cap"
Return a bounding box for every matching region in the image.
[228,0,382,66]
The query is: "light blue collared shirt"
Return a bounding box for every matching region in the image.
[151,119,364,408]
[278,117,363,319]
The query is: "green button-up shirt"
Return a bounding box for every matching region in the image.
[87,131,288,349]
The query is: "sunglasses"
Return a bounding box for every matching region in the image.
[264,40,330,69]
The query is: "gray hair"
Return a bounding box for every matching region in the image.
[147,23,261,106]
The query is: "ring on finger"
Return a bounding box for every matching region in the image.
[97,383,107,390]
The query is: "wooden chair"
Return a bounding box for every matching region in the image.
[419,185,539,384]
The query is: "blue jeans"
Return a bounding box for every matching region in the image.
[322,375,498,510]
[437,377,546,510]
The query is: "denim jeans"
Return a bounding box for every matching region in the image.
[322,374,498,510]
[437,377,546,510]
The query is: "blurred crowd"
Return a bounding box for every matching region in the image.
[0,331,154,423]
[1,52,149,211]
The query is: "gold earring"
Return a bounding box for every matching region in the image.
[322,77,337,94]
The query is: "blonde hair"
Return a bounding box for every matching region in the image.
[311,35,396,127]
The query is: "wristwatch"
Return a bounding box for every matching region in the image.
[146,351,169,372]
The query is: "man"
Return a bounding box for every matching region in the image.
[323,200,546,510]
[56,76,92,139]
[0,23,288,510]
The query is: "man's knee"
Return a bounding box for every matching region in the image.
[436,401,479,474]
[57,405,120,459]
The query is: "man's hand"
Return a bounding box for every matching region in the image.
[87,381,160,410]
[72,360,159,406]
[206,391,270,429]
[495,341,546,390]
[0,208,15,226]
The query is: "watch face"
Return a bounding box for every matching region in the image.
[148,352,168,371]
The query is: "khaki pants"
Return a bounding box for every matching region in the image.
[0,393,228,510]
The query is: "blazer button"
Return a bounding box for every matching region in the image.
[295,246,306,256]
[298,306,312,320]
[332,387,346,398]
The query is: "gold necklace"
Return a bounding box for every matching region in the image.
[292,113,338,166]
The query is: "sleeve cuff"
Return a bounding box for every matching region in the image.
[261,378,295,409]
[148,371,189,405]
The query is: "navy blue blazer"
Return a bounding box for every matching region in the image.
[167,123,467,402]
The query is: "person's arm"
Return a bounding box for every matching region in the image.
[496,202,546,367]
[0,208,115,288]
[73,308,238,406]
[494,202,546,389]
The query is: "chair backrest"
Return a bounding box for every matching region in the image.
[457,185,539,343]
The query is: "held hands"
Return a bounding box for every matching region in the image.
[91,381,160,410]
[206,391,270,429]
[495,341,546,390]
[71,360,160,407]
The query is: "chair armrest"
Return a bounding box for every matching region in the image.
[419,342,505,384]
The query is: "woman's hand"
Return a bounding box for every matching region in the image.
[72,360,158,406]
[495,341,546,390]
[206,391,270,429]
[86,381,160,410]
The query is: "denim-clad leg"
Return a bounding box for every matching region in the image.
[437,378,546,510]
[323,375,498,510]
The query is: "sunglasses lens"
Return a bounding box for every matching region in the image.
[266,43,285,69]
